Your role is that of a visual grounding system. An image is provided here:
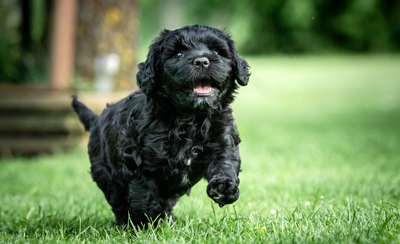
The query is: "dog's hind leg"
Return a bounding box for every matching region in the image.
[107,182,130,225]
[126,177,164,227]
[160,196,181,222]
[90,160,129,225]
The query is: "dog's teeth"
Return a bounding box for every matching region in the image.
[187,158,192,166]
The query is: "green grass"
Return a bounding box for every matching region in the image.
[1,55,400,243]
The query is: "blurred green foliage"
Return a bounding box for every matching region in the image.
[0,0,49,84]
[0,1,20,83]
[1,0,399,83]
[141,0,400,54]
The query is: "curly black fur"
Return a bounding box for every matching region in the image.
[72,25,250,227]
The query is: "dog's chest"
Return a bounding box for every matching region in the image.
[163,122,210,186]
[129,113,218,190]
[178,146,203,185]
[168,138,205,179]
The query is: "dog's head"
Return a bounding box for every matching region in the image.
[137,25,250,110]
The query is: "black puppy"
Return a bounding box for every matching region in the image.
[72,25,250,226]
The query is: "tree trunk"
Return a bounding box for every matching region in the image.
[75,0,138,90]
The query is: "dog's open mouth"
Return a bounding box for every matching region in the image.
[193,82,215,97]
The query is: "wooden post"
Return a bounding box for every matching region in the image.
[50,0,77,90]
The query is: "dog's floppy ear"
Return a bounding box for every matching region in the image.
[226,36,250,86]
[136,30,170,94]
[233,54,250,86]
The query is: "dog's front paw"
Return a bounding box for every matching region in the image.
[207,176,239,207]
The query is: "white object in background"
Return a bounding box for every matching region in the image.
[93,53,121,93]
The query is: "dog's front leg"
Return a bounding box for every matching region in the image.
[205,156,241,207]
[126,177,164,226]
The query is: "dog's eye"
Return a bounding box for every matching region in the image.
[211,50,219,55]
[175,52,184,58]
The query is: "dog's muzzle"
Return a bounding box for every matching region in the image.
[192,57,215,97]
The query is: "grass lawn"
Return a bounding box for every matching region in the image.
[1,55,400,243]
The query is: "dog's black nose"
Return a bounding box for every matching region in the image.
[193,57,210,68]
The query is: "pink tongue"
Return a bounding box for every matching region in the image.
[195,85,212,94]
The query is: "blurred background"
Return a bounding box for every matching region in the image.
[1,0,399,86]
[0,0,399,157]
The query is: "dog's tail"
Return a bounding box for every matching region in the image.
[72,95,98,131]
